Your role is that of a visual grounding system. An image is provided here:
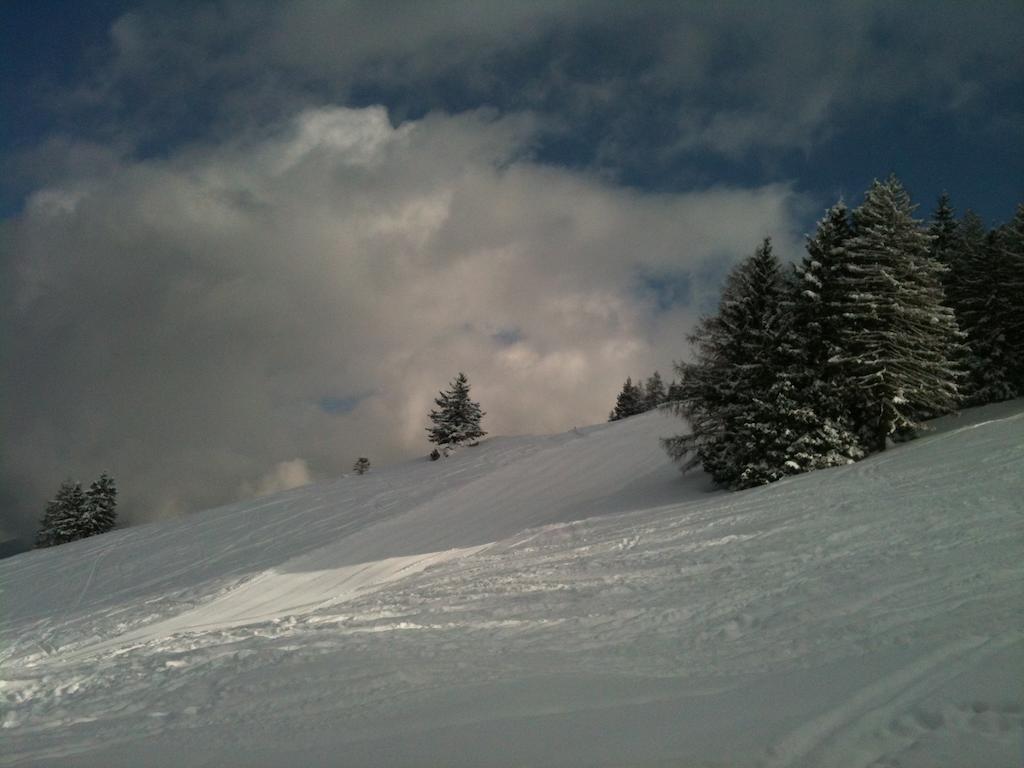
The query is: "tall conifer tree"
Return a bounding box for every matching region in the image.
[833,176,960,449]
[946,212,1016,404]
[665,239,795,487]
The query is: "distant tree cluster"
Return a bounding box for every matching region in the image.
[36,474,118,548]
[608,371,679,421]
[427,372,486,458]
[664,176,1024,490]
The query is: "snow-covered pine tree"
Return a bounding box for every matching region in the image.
[82,473,118,537]
[35,481,87,548]
[763,204,865,477]
[642,371,667,411]
[664,239,795,488]
[945,212,1016,405]
[608,377,645,421]
[793,201,853,378]
[426,372,487,450]
[353,457,371,475]
[833,175,961,450]
[995,204,1024,391]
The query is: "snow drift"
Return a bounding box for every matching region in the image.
[1,403,1022,767]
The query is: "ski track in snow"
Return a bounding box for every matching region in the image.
[1,404,1023,766]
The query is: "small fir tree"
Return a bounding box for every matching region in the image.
[353,457,371,475]
[665,379,684,403]
[36,481,87,548]
[642,371,667,411]
[36,474,118,548]
[82,473,118,537]
[609,377,645,421]
[426,373,486,450]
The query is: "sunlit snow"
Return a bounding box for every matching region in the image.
[1,404,1022,766]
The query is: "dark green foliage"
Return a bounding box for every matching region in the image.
[928,193,958,267]
[662,238,841,488]
[427,372,486,449]
[793,202,852,375]
[83,473,118,537]
[832,176,961,449]
[643,371,667,410]
[608,377,645,421]
[662,176,986,491]
[996,205,1024,390]
[945,212,1016,404]
[36,474,118,548]
[36,481,86,548]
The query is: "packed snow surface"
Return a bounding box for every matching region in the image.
[1,404,1022,766]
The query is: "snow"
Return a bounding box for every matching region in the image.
[1,403,1023,766]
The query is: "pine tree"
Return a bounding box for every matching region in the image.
[766,204,865,476]
[793,201,853,377]
[664,239,792,487]
[833,175,961,450]
[353,457,371,475]
[642,371,667,411]
[928,193,958,267]
[945,212,1015,405]
[426,373,486,450]
[36,481,86,548]
[995,205,1024,390]
[82,473,118,537]
[608,377,645,421]
[665,379,684,403]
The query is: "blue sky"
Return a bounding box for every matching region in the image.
[2,1,1022,548]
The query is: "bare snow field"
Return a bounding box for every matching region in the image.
[1,403,1022,767]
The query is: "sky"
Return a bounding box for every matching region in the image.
[2,0,1022,551]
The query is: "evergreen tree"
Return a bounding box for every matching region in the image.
[833,175,961,450]
[353,457,371,475]
[928,193,958,267]
[995,205,1024,390]
[426,373,486,450]
[666,235,866,488]
[82,473,118,537]
[608,377,645,421]
[792,201,853,377]
[642,371,667,411]
[946,212,1016,405]
[35,481,86,548]
[664,239,790,487]
[665,379,684,403]
[767,204,865,475]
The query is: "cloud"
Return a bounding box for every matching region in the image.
[239,459,313,500]
[0,105,805,544]
[45,1,1024,165]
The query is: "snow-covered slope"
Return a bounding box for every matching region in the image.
[1,404,1022,767]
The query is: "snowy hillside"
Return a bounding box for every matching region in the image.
[1,404,1022,767]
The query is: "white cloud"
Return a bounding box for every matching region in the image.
[0,106,805,541]
[240,459,313,499]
